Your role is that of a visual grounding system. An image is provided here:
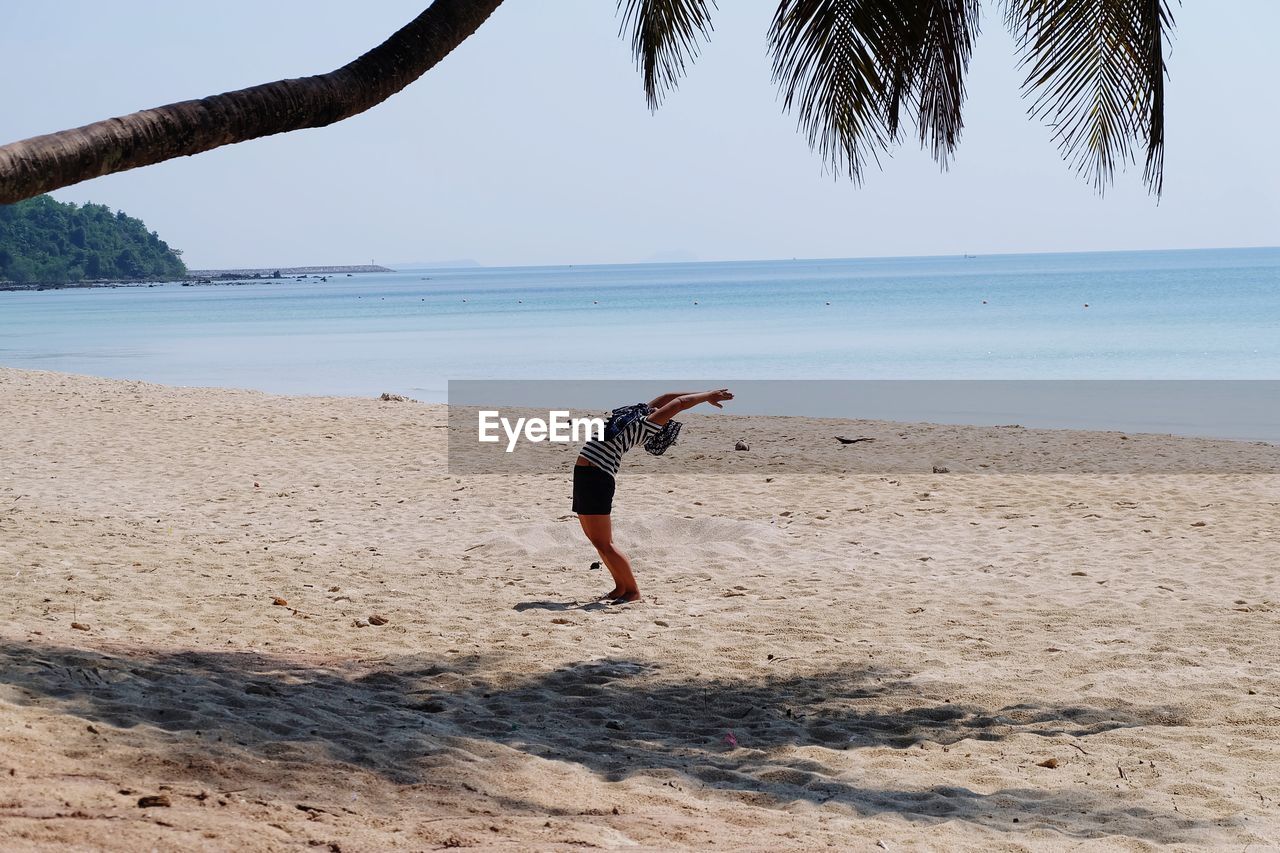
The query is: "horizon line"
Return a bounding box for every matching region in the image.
[376,243,1279,273]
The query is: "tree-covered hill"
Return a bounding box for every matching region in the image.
[0,195,186,284]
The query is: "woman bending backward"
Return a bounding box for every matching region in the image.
[572,389,734,603]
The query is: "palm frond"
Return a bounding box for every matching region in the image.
[768,1,896,181]
[618,0,716,110]
[1005,0,1173,195]
[768,0,981,181]
[902,0,982,166]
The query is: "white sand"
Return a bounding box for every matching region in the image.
[1,367,1278,851]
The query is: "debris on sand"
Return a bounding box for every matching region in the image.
[368,614,389,626]
[272,597,288,606]
[932,465,950,474]
[70,622,90,631]
[835,436,875,444]
[734,441,750,451]
[137,795,171,808]
[1037,758,1061,769]
[378,392,409,402]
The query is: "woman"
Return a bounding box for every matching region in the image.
[573,388,734,603]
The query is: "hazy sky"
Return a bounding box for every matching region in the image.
[3,1,1277,268]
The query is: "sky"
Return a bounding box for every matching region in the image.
[2,1,1277,269]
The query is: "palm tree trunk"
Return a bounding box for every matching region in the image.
[0,0,504,204]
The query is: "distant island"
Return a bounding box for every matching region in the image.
[0,195,186,286]
[0,196,395,291]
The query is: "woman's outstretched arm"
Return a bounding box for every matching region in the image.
[648,389,734,426]
[647,391,698,410]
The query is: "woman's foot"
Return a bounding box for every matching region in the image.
[601,588,624,600]
[610,590,641,604]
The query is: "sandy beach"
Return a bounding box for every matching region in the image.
[1,366,1278,851]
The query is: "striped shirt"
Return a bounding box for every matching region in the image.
[578,417,661,478]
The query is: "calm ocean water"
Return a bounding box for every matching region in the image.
[2,248,1278,412]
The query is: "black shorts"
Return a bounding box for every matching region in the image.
[572,463,615,515]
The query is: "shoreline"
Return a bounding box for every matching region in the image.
[5,366,1276,448]
[4,368,1278,473]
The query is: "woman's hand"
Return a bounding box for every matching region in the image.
[650,389,734,425]
[704,389,733,408]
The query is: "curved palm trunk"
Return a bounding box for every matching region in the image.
[0,0,504,204]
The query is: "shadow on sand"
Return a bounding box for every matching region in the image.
[0,640,1208,842]
[512,600,610,613]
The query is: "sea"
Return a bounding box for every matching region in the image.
[2,248,1279,439]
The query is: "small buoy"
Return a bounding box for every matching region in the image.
[825,302,831,306]
[1083,303,1089,308]
[693,301,699,305]
[982,300,987,304]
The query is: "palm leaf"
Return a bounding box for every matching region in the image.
[768,0,896,181]
[618,0,717,109]
[1005,0,1173,195]
[901,0,982,166]
[768,1,981,180]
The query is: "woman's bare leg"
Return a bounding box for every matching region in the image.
[578,514,640,602]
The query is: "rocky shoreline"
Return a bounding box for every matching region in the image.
[0,264,394,292]
[186,264,393,277]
